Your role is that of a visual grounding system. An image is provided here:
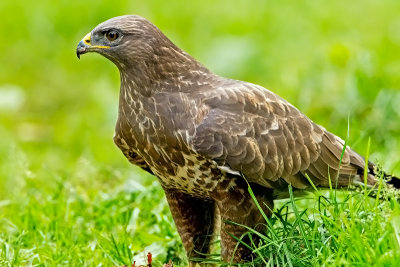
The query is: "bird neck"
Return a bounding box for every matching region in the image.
[118,47,213,96]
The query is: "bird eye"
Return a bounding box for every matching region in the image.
[106,30,119,41]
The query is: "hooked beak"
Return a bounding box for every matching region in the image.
[76,32,110,59]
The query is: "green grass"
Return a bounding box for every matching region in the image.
[1,0,400,266]
[177,180,400,266]
[234,183,400,267]
[0,145,186,266]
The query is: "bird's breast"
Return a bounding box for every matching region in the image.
[115,126,229,197]
[114,114,233,197]
[114,91,236,197]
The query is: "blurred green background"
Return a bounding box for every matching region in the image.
[1,0,400,265]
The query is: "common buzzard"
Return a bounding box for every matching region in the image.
[76,15,399,264]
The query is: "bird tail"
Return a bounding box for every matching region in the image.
[365,160,400,189]
[344,163,400,202]
[386,175,400,189]
[366,163,400,197]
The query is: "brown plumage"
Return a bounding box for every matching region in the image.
[76,15,399,264]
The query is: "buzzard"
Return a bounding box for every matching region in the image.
[76,15,399,264]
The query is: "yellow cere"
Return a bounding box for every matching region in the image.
[83,32,91,44]
[82,32,110,49]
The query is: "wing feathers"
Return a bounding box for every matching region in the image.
[191,80,374,190]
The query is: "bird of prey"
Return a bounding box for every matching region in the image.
[76,15,400,264]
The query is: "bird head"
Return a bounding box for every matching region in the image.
[76,15,174,69]
[77,15,211,91]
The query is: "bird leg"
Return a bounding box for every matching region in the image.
[163,189,216,265]
[212,180,274,263]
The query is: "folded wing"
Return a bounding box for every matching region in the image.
[190,80,374,190]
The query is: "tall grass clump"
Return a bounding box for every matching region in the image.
[216,166,400,267]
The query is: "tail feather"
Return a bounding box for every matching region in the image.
[369,162,400,190]
[387,175,400,189]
